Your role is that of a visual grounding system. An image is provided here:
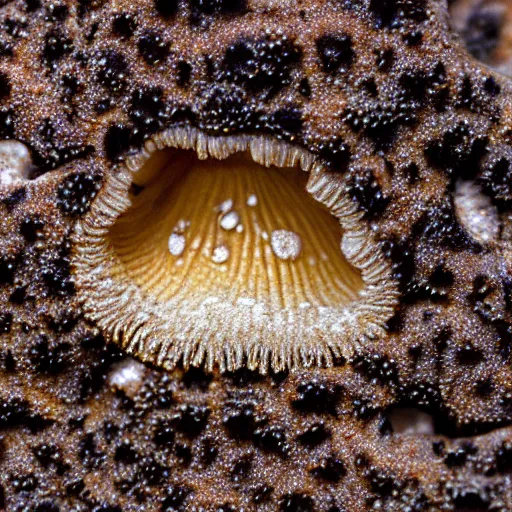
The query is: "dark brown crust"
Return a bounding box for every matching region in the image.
[0,0,512,510]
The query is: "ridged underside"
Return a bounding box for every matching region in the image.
[72,128,399,372]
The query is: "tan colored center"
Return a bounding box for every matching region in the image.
[109,150,364,312]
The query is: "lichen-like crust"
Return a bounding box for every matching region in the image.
[0,0,512,510]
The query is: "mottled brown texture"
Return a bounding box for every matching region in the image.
[0,0,512,510]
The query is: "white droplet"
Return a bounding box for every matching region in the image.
[174,219,190,233]
[236,224,244,233]
[0,140,33,186]
[217,199,233,213]
[270,230,302,261]
[108,358,146,399]
[220,210,240,231]
[247,194,258,206]
[212,245,230,264]
[454,179,499,244]
[168,233,186,257]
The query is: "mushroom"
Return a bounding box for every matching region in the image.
[72,128,398,373]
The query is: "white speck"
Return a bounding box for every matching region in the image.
[174,219,190,233]
[247,194,258,206]
[191,237,201,250]
[212,245,230,264]
[108,358,146,399]
[0,140,33,186]
[262,231,269,241]
[220,210,240,231]
[236,224,244,233]
[168,233,186,257]
[270,230,302,261]
[217,199,233,213]
[308,257,316,266]
[237,297,255,306]
[454,179,499,244]
[202,297,220,305]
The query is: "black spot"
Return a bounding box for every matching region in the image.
[171,404,209,438]
[293,381,340,416]
[0,108,15,138]
[230,455,252,482]
[453,491,489,510]
[78,433,105,470]
[311,455,346,482]
[266,108,303,138]
[176,60,192,87]
[424,123,488,179]
[42,252,75,297]
[162,484,191,511]
[20,217,44,244]
[481,157,512,210]
[154,0,178,17]
[0,254,19,285]
[137,31,169,65]
[299,77,311,97]
[368,0,427,29]
[223,404,258,440]
[223,35,301,96]
[104,124,132,162]
[316,34,354,74]
[484,76,501,97]
[45,2,68,21]
[129,87,168,140]
[316,138,351,172]
[57,172,102,217]
[0,72,10,100]
[31,119,94,172]
[190,0,247,24]
[253,426,289,457]
[0,398,30,428]
[29,336,70,374]
[9,285,27,305]
[280,493,314,512]
[456,344,484,365]
[253,485,273,504]
[403,30,423,46]
[353,352,398,386]
[496,441,512,473]
[199,85,255,134]
[0,312,12,334]
[444,449,467,468]
[347,169,390,220]
[43,30,73,69]
[423,265,454,300]
[112,13,136,38]
[96,50,129,92]
[375,48,394,72]
[297,423,330,447]
[154,420,176,446]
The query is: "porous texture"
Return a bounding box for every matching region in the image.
[0,0,512,510]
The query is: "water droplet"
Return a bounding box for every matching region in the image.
[212,245,230,264]
[247,194,258,207]
[168,233,186,257]
[220,210,240,231]
[217,199,233,213]
[174,219,190,233]
[270,230,302,261]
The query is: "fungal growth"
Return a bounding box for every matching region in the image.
[73,128,398,372]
